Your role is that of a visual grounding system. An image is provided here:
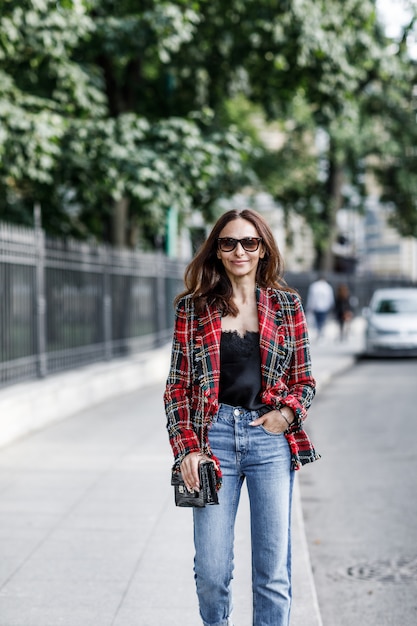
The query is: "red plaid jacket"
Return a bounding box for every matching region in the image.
[164,287,319,474]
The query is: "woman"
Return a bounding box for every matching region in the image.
[164,208,319,626]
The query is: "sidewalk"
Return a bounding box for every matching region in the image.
[0,317,365,626]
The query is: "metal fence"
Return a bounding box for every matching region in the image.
[0,222,185,388]
[1,221,414,390]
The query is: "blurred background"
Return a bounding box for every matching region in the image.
[1,0,417,387]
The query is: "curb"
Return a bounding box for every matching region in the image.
[0,344,171,450]
[292,478,324,626]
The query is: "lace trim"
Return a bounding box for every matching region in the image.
[221,330,259,357]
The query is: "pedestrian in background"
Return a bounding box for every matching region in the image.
[334,283,354,341]
[164,208,319,626]
[306,274,335,339]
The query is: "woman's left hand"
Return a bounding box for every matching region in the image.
[249,408,294,433]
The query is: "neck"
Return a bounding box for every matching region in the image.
[230,277,257,304]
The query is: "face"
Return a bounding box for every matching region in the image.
[216,218,264,282]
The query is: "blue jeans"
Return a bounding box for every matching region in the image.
[193,404,294,626]
[313,310,328,336]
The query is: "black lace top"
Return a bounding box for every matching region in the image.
[218,330,266,410]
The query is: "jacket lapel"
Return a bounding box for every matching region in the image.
[256,287,285,388]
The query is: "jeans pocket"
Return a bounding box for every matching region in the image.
[258,425,285,437]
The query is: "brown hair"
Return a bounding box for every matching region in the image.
[176,208,292,316]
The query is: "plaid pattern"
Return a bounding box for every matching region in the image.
[164,287,320,473]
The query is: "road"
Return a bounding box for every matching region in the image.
[299,357,417,626]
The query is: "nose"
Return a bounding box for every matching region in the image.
[234,241,246,255]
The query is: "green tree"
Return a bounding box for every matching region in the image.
[0,0,105,230]
[1,0,416,261]
[368,7,417,239]
[169,0,409,269]
[0,0,254,247]
[249,1,417,270]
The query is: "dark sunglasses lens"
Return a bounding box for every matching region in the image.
[219,238,237,251]
[241,238,259,251]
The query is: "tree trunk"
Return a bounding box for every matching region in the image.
[112,197,129,247]
[320,151,344,272]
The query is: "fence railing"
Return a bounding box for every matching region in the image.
[0,222,185,388]
[1,221,414,390]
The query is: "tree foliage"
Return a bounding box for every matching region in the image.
[249,1,417,268]
[0,0,416,258]
[368,13,417,239]
[0,0,254,246]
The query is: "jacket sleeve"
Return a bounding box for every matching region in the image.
[163,297,200,468]
[276,293,316,430]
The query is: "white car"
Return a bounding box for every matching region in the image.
[364,288,417,356]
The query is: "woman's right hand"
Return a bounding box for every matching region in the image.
[180,452,202,492]
[180,452,217,492]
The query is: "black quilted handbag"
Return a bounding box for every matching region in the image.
[172,461,219,507]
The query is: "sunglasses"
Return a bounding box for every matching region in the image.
[217,237,263,252]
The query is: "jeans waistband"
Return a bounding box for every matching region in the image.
[218,403,271,420]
